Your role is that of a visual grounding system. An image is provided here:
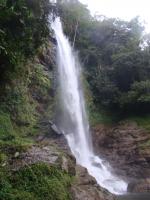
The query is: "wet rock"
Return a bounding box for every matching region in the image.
[92,161,102,168]
[60,155,76,176]
[14,152,20,158]
[49,120,63,136]
[61,156,69,172]
[36,120,64,141]
[92,122,150,181]
[71,165,116,200]
[38,41,56,70]
[128,178,150,192]
[117,193,150,200]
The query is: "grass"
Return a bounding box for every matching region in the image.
[139,139,150,149]
[88,103,150,131]
[127,114,150,131]
[0,163,72,200]
[0,111,16,141]
[89,107,120,126]
[0,110,34,154]
[0,137,33,154]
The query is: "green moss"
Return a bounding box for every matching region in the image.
[10,84,37,124]
[0,80,39,136]
[0,110,34,159]
[89,107,119,126]
[139,139,150,149]
[0,163,72,200]
[127,114,150,131]
[0,112,16,141]
[0,152,7,165]
[0,137,33,156]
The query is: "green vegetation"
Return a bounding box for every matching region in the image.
[89,109,119,126]
[0,111,15,141]
[0,57,53,138]
[0,0,56,137]
[139,139,150,150]
[0,0,52,79]
[127,114,150,131]
[0,110,32,159]
[0,163,72,200]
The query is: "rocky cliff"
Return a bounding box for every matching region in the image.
[92,121,150,193]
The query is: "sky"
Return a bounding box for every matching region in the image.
[79,0,150,33]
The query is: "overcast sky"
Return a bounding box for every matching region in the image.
[79,0,150,33]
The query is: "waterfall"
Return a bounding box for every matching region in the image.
[52,18,127,194]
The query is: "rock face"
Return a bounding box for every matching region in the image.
[71,165,115,200]
[128,178,150,192]
[92,122,150,190]
[10,143,75,175]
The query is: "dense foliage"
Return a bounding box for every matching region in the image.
[58,0,150,114]
[0,0,53,82]
[0,0,56,134]
[0,0,56,179]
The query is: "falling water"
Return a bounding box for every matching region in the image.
[52,18,127,194]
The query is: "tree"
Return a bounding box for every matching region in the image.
[0,0,54,82]
[57,0,150,114]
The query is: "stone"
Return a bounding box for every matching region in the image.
[128,178,150,192]
[71,165,116,200]
[14,152,20,158]
[61,156,69,172]
[92,122,150,182]
[51,124,62,135]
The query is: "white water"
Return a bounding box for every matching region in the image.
[52,18,127,194]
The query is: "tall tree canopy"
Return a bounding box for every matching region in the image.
[58,0,150,113]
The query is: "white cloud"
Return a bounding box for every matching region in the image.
[80,0,150,33]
